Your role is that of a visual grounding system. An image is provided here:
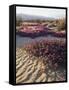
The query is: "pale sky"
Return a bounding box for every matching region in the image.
[16,6,66,19]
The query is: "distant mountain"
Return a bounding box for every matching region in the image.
[16,14,55,21]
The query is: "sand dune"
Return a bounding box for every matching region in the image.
[16,48,66,84]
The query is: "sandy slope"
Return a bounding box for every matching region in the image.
[16,48,66,84]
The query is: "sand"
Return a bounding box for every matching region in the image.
[16,48,66,84]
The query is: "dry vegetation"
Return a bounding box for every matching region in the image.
[23,39,66,69]
[16,18,66,37]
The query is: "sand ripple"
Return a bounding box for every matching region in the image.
[16,48,66,84]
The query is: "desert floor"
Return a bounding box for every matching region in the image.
[16,42,66,84]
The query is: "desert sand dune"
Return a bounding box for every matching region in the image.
[16,48,47,83]
[16,47,66,84]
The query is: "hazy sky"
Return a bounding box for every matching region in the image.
[16,6,66,19]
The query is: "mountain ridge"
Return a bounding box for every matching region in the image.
[16,14,55,21]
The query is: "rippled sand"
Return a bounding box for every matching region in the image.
[16,48,66,84]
